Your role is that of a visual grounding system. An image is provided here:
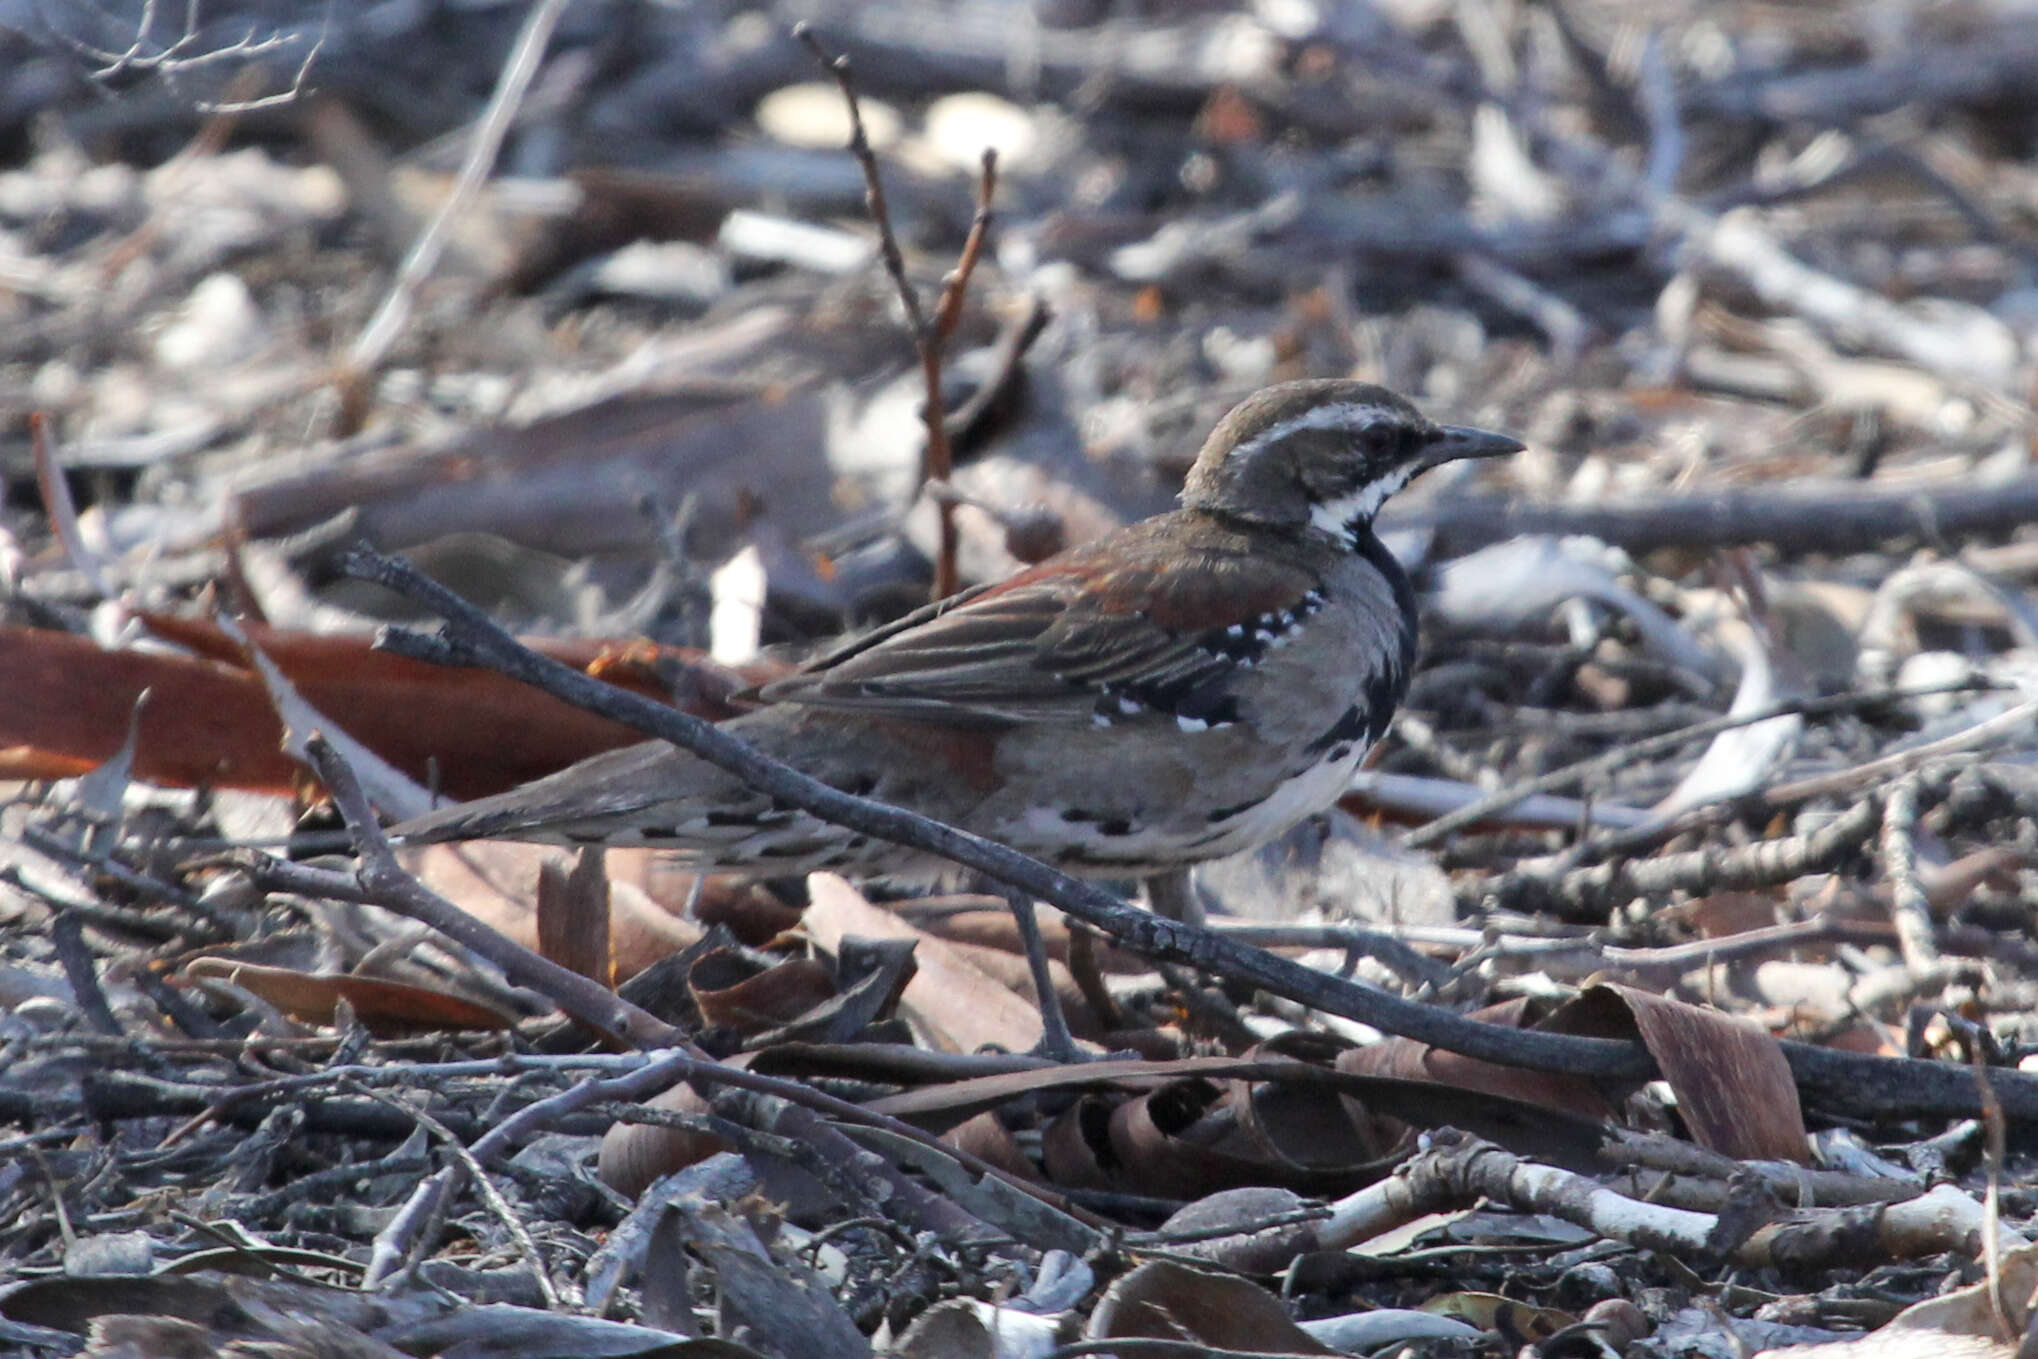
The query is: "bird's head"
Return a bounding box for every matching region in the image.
[1181,380,1523,545]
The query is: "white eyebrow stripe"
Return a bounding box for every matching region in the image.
[1226,402,1399,459]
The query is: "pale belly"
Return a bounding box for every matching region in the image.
[994,739,1372,876]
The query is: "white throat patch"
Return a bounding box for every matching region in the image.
[1308,462,1417,545]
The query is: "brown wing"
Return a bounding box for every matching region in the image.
[757,519,1322,727]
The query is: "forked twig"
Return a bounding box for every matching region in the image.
[795,23,999,601]
[29,412,112,600]
[335,0,569,433]
[335,545,2038,1126]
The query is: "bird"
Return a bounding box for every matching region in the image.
[392,380,1523,919]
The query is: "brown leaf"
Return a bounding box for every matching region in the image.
[1338,998,1618,1129]
[801,874,1045,1053]
[868,1056,1609,1175]
[1547,983,1807,1163]
[689,951,837,1037]
[597,1083,733,1197]
[178,958,516,1034]
[1087,1259,1336,1354]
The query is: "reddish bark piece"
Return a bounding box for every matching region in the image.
[536,847,612,986]
[178,958,517,1034]
[1,619,776,799]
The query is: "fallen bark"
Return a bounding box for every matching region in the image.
[1392,475,2038,559]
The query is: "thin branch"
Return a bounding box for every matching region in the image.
[252,734,681,1051]
[363,1048,699,1288]
[336,0,569,431]
[797,25,925,334]
[347,1079,563,1307]
[918,148,999,598]
[796,24,997,601]
[1389,472,2038,560]
[935,148,1000,344]
[1403,678,1996,849]
[336,547,2038,1125]
[346,544,1642,1080]
[1879,774,1945,980]
[30,413,112,601]
[1559,697,2038,873]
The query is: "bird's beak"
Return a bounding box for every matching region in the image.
[1419,424,1526,471]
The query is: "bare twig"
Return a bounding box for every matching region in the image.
[347,1079,565,1307]
[338,547,2038,1125]
[1879,775,1945,979]
[796,24,999,601]
[1327,1128,2011,1267]
[30,413,111,600]
[1477,791,1883,915]
[1404,679,1996,849]
[1391,473,2038,560]
[336,0,569,432]
[49,911,123,1038]
[363,1048,699,1288]
[1977,1053,2010,1342]
[796,25,925,334]
[251,734,681,1051]
[1543,697,2038,876]
[51,0,327,112]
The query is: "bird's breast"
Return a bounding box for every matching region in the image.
[1230,559,1414,749]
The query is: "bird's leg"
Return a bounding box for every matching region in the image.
[1005,888,1080,1063]
[1143,869,1205,927]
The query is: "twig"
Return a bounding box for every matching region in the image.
[1389,472,2038,560]
[29,413,111,601]
[1879,775,1945,979]
[342,544,1649,1080]
[336,0,569,432]
[1403,679,1995,849]
[1453,252,1593,361]
[796,25,925,334]
[1477,792,1883,915]
[1325,1128,2010,1267]
[338,547,2038,1125]
[364,1048,699,1288]
[1540,696,2038,876]
[1977,1054,2011,1342]
[253,734,681,1050]
[347,1079,564,1307]
[796,24,998,601]
[49,910,123,1038]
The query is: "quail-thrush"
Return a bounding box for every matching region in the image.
[393,380,1523,897]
